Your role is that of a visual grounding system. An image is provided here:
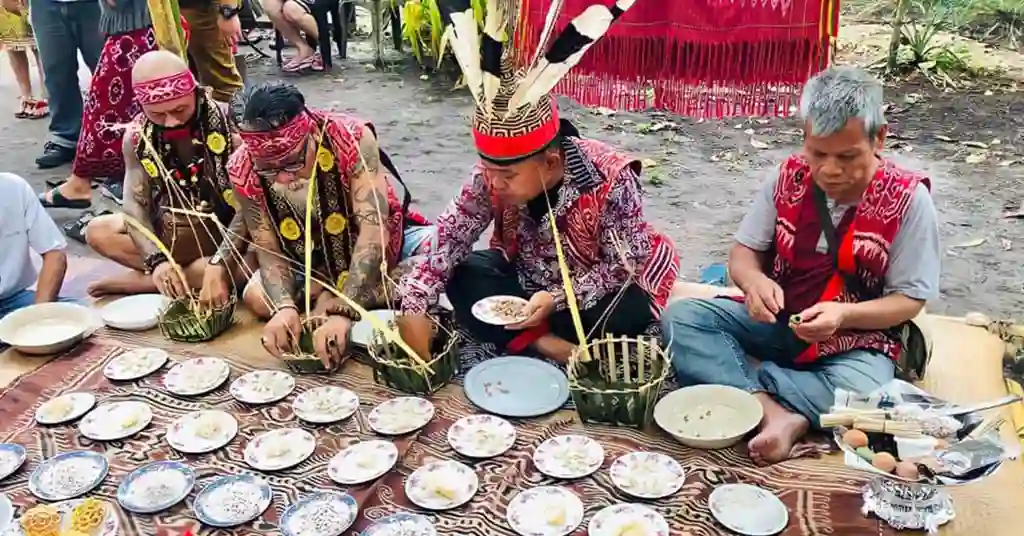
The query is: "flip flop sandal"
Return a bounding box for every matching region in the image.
[283,56,315,73]
[28,99,49,120]
[38,188,92,210]
[61,208,112,244]
[15,99,29,119]
[310,54,325,72]
[45,178,100,189]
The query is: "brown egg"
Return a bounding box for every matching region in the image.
[895,461,920,480]
[872,451,898,473]
[935,438,950,450]
[843,429,869,449]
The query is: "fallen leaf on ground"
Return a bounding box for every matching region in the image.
[999,159,1019,167]
[965,153,988,164]
[641,158,659,168]
[750,137,770,149]
[1002,239,1012,251]
[961,141,989,149]
[934,134,955,142]
[593,107,616,116]
[952,237,986,248]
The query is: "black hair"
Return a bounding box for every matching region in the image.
[229,81,306,131]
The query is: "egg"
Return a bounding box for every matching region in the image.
[872,451,898,473]
[895,461,920,480]
[843,429,869,449]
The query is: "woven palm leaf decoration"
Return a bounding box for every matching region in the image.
[148,0,188,60]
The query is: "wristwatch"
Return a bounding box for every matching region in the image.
[218,3,242,19]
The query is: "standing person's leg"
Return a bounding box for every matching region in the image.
[279,0,320,71]
[445,249,530,348]
[30,2,81,168]
[69,0,102,70]
[5,48,33,116]
[182,5,243,103]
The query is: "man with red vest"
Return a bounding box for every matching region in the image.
[397,0,680,364]
[662,66,940,465]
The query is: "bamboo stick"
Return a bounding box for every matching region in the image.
[853,418,923,437]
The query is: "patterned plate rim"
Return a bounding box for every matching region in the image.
[506,486,584,536]
[327,440,399,485]
[367,397,435,435]
[463,356,570,418]
[609,452,686,500]
[587,503,670,536]
[193,474,272,528]
[116,460,196,514]
[28,451,110,501]
[292,386,360,424]
[404,460,480,511]
[279,491,358,536]
[708,484,789,536]
[166,410,240,454]
[532,435,605,479]
[229,370,296,404]
[103,348,170,380]
[0,443,27,481]
[163,358,231,396]
[361,512,437,536]
[79,401,153,441]
[243,428,316,471]
[471,295,530,326]
[446,415,517,458]
[34,392,96,425]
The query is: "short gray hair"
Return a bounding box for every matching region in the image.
[799,66,886,139]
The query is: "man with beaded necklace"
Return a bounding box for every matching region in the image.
[85,50,251,308]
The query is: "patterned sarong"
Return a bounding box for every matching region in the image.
[518,0,840,118]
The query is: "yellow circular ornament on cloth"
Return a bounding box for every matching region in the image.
[336,271,349,290]
[280,218,301,241]
[206,132,227,155]
[316,147,335,171]
[222,188,239,210]
[140,158,159,178]
[70,497,105,532]
[325,213,347,235]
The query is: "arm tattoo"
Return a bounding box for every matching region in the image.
[122,134,159,258]
[237,190,296,308]
[213,211,249,269]
[340,127,391,308]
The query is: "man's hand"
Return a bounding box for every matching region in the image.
[507,291,554,330]
[396,314,433,363]
[217,13,242,47]
[152,262,188,298]
[198,264,231,308]
[312,315,352,370]
[743,275,785,324]
[792,301,849,343]
[312,290,343,317]
[262,306,301,358]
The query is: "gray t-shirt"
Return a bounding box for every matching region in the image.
[735,173,940,301]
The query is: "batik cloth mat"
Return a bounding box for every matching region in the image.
[0,331,896,536]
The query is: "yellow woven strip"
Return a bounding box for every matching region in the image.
[1005,378,1024,457]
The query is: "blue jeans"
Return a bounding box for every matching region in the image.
[0,289,78,320]
[29,1,103,148]
[661,298,895,428]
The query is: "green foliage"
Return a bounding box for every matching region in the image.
[400,0,488,69]
[882,0,977,86]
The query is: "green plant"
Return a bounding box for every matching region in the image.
[881,0,975,86]
[400,0,487,69]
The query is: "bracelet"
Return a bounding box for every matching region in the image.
[143,252,168,273]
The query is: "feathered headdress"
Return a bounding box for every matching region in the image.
[439,0,637,163]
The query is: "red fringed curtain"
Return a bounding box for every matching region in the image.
[517,0,841,118]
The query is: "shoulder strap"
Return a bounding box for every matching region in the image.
[812,184,861,295]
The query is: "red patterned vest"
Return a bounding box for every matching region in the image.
[772,155,930,363]
[489,138,680,311]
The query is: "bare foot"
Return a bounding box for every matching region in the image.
[532,334,577,363]
[747,393,809,466]
[88,271,158,297]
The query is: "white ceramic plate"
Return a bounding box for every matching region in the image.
[6,498,120,536]
[327,440,399,485]
[506,486,584,536]
[116,461,196,514]
[35,392,96,425]
[193,474,272,528]
[654,385,763,449]
[28,451,109,501]
[100,294,171,331]
[471,295,529,326]
[103,348,169,381]
[279,491,358,536]
[588,504,670,536]
[405,460,479,511]
[79,401,153,441]
[351,310,397,347]
[244,428,316,471]
[166,410,239,454]
[532,435,605,479]
[0,493,12,533]
[163,357,231,396]
[709,484,789,536]
[446,415,516,458]
[361,513,436,536]
[0,444,27,483]
[367,397,435,435]
[293,386,360,424]
[609,452,686,500]
[230,370,296,404]
[0,302,100,355]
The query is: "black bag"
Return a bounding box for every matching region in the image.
[811,185,932,381]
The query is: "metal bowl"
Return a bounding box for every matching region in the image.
[0,302,101,355]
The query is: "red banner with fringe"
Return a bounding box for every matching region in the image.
[517,0,841,118]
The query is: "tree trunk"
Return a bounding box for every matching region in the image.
[887,0,911,71]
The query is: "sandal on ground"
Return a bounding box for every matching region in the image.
[45,178,99,189]
[283,55,315,73]
[310,54,325,72]
[62,208,112,244]
[38,187,92,210]
[15,98,29,119]
[27,99,49,120]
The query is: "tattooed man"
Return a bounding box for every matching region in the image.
[86,50,252,308]
[228,82,433,368]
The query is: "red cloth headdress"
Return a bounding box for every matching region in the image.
[237,111,313,161]
[134,70,198,106]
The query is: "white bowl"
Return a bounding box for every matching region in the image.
[0,302,102,355]
[654,384,764,449]
[100,294,171,331]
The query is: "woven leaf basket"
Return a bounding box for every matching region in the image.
[159,296,235,342]
[367,315,460,395]
[281,318,349,374]
[568,336,670,428]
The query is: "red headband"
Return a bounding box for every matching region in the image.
[238,111,312,161]
[134,71,197,106]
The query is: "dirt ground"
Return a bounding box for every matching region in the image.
[0,30,1022,324]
